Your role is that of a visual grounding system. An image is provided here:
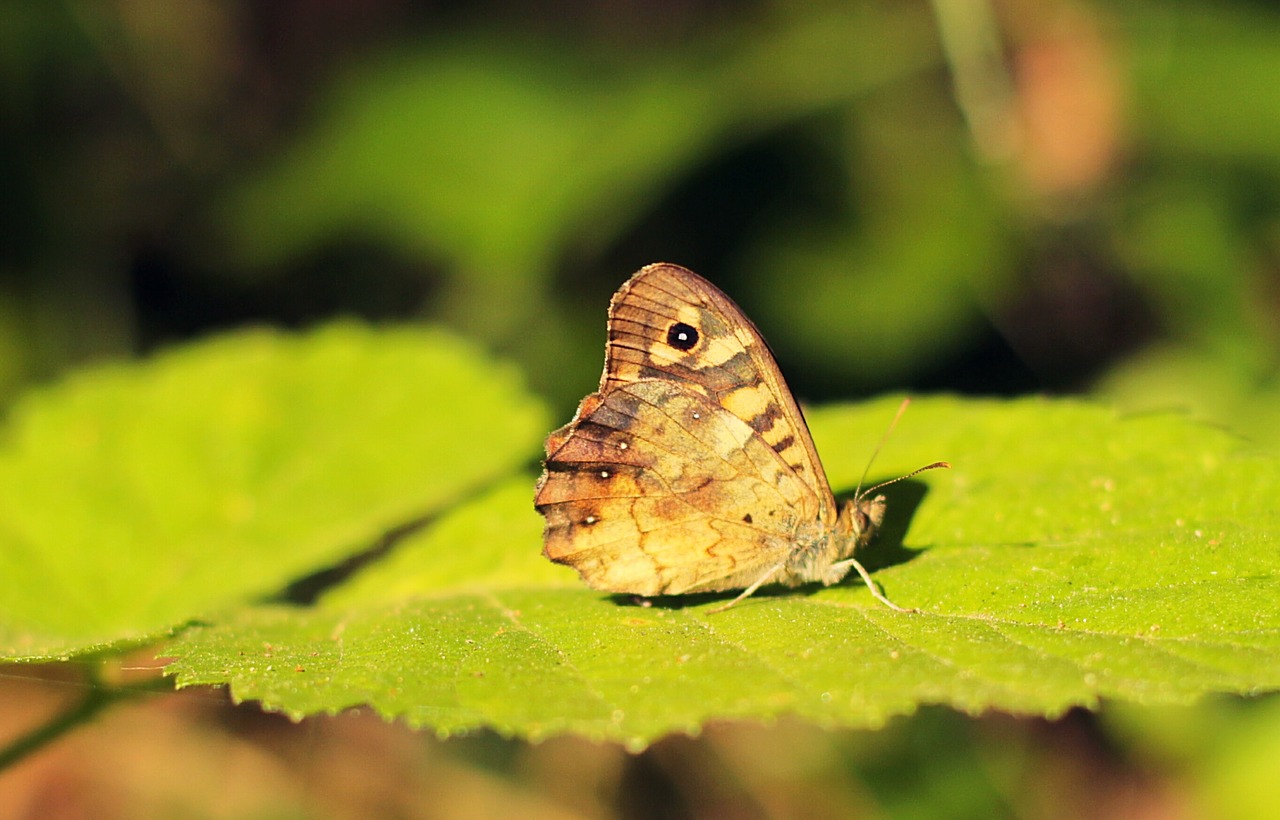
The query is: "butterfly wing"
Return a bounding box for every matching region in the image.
[600,263,838,521]
[535,379,817,595]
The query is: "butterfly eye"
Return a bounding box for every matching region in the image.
[666,322,699,351]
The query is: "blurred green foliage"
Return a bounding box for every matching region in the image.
[3,0,1280,817]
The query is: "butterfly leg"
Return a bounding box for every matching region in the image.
[705,562,786,614]
[829,558,915,613]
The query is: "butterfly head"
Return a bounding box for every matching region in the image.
[835,494,887,555]
[853,493,887,537]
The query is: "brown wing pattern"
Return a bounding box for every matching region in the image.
[535,380,816,595]
[600,263,837,520]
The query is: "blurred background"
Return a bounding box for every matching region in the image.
[3,0,1280,816]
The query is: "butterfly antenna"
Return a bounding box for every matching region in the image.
[854,398,913,501]
[854,399,950,500]
[860,461,951,498]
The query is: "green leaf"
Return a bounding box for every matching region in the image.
[0,323,549,660]
[166,397,1280,749]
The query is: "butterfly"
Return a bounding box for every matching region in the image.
[534,263,947,611]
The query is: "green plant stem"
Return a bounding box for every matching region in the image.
[0,673,172,772]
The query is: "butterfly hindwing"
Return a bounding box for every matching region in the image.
[535,380,816,594]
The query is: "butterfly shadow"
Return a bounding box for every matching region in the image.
[833,477,933,573]
[607,478,936,611]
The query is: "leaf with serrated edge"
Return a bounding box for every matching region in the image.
[0,323,548,660]
[166,397,1280,749]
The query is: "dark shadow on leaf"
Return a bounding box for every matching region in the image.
[605,589,794,610]
[607,593,700,610]
[268,514,435,606]
[266,475,520,606]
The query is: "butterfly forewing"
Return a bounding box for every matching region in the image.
[601,264,837,520]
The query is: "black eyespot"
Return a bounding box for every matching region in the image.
[667,322,699,351]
